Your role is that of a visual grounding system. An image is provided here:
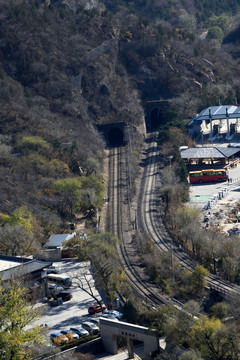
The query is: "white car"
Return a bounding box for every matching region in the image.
[70,326,89,337]
[102,310,123,320]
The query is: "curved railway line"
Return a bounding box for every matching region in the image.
[108,146,166,306]
[138,134,240,298]
[107,134,240,308]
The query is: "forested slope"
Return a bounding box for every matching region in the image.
[1,0,240,251]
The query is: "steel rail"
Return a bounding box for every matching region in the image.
[108,146,166,306]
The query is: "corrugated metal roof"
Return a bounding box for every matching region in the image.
[0,258,52,281]
[180,147,240,159]
[189,105,240,125]
[218,147,240,157]
[43,232,76,248]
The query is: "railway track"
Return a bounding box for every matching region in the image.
[107,134,240,309]
[138,134,240,298]
[108,146,166,307]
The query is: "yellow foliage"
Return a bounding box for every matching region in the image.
[190,315,223,347]
[66,332,73,341]
[53,336,62,346]
[120,269,126,282]
[0,212,10,225]
[44,188,54,196]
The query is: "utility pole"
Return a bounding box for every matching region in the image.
[170,236,175,282]
[126,123,133,227]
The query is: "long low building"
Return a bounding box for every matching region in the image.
[0,254,52,298]
[180,146,240,169]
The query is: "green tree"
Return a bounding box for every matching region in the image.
[0,279,44,360]
[165,302,199,347]
[145,306,174,336]
[189,317,240,360]
[74,233,121,308]
[175,206,200,253]
[206,15,230,34]
[190,264,209,296]
[88,233,120,307]
[48,158,70,177]
[207,26,224,42]
[79,175,105,211]
[18,153,49,177]
[122,300,139,324]
[210,302,229,320]
[6,206,35,233]
[53,177,82,217]
[16,136,51,155]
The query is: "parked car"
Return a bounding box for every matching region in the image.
[60,330,79,340]
[102,313,119,321]
[70,326,89,337]
[48,283,64,291]
[55,291,72,301]
[102,310,123,320]
[88,304,107,315]
[45,266,60,274]
[50,332,68,344]
[88,318,100,326]
[82,321,100,335]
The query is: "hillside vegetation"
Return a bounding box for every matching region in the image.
[1,0,240,249]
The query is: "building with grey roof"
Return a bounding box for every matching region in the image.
[180,146,240,169]
[42,232,76,260]
[0,254,52,298]
[43,232,76,249]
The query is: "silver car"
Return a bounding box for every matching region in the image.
[82,321,99,335]
[70,326,89,337]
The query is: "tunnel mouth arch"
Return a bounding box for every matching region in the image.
[108,127,124,147]
[149,107,164,131]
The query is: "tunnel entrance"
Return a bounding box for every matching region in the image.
[96,122,126,148]
[144,100,169,133]
[108,127,124,147]
[149,108,163,131]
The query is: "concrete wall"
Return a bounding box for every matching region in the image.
[38,248,62,262]
[100,318,159,360]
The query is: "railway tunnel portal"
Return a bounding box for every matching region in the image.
[97,122,126,147]
[144,100,169,133]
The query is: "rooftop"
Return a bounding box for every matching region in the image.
[0,255,52,281]
[43,232,76,249]
[189,105,240,125]
[180,146,240,159]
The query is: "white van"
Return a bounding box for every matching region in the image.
[47,274,72,288]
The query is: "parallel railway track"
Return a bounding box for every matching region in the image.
[138,134,240,298]
[108,146,166,306]
[107,134,240,308]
